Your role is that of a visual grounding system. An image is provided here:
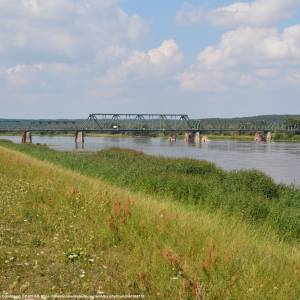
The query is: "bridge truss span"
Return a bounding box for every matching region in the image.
[82,113,196,132]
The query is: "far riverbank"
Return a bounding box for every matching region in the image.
[1,132,300,142]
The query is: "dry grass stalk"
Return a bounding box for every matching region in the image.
[202,241,217,277]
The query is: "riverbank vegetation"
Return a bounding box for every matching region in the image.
[206,132,300,142]
[207,134,253,141]
[0,145,299,299]
[273,133,300,142]
[1,140,299,242]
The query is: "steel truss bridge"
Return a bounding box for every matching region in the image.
[0,113,299,134]
[83,114,194,132]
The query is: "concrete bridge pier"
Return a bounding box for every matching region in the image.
[75,131,85,144]
[254,132,263,142]
[184,132,190,144]
[254,132,272,142]
[184,132,207,144]
[184,132,194,144]
[201,135,209,143]
[194,132,201,144]
[266,131,272,142]
[168,133,176,143]
[22,131,32,144]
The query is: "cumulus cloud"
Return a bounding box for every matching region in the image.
[0,0,152,104]
[3,62,92,95]
[0,0,148,64]
[179,25,300,92]
[1,39,183,98]
[6,64,43,88]
[177,0,300,27]
[92,40,183,97]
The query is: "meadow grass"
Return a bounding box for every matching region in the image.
[1,140,299,242]
[0,146,300,299]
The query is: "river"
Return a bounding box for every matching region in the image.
[1,135,300,186]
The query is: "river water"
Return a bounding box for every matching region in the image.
[1,135,300,186]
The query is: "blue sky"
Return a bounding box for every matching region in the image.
[122,1,227,62]
[123,1,300,57]
[1,0,300,118]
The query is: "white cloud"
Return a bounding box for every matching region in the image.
[125,39,183,75]
[0,0,148,64]
[6,64,43,87]
[92,40,183,97]
[0,0,151,102]
[1,40,183,98]
[179,25,300,92]
[95,45,129,64]
[177,0,300,27]
[3,62,90,93]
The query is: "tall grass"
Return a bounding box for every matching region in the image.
[0,146,300,299]
[1,140,299,241]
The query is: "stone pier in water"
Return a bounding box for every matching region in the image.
[184,132,208,144]
[75,131,85,144]
[168,134,177,143]
[194,132,201,144]
[184,132,193,144]
[201,135,209,143]
[254,132,272,142]
[266,132,272,142]
[21,131,32,144]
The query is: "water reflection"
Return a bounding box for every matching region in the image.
[1,135,299,186]
[75,142,85,150]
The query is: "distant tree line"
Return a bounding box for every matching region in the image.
[0,115,300,132]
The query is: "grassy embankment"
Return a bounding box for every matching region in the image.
[1,140,300,241]
[0,144,300,299]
